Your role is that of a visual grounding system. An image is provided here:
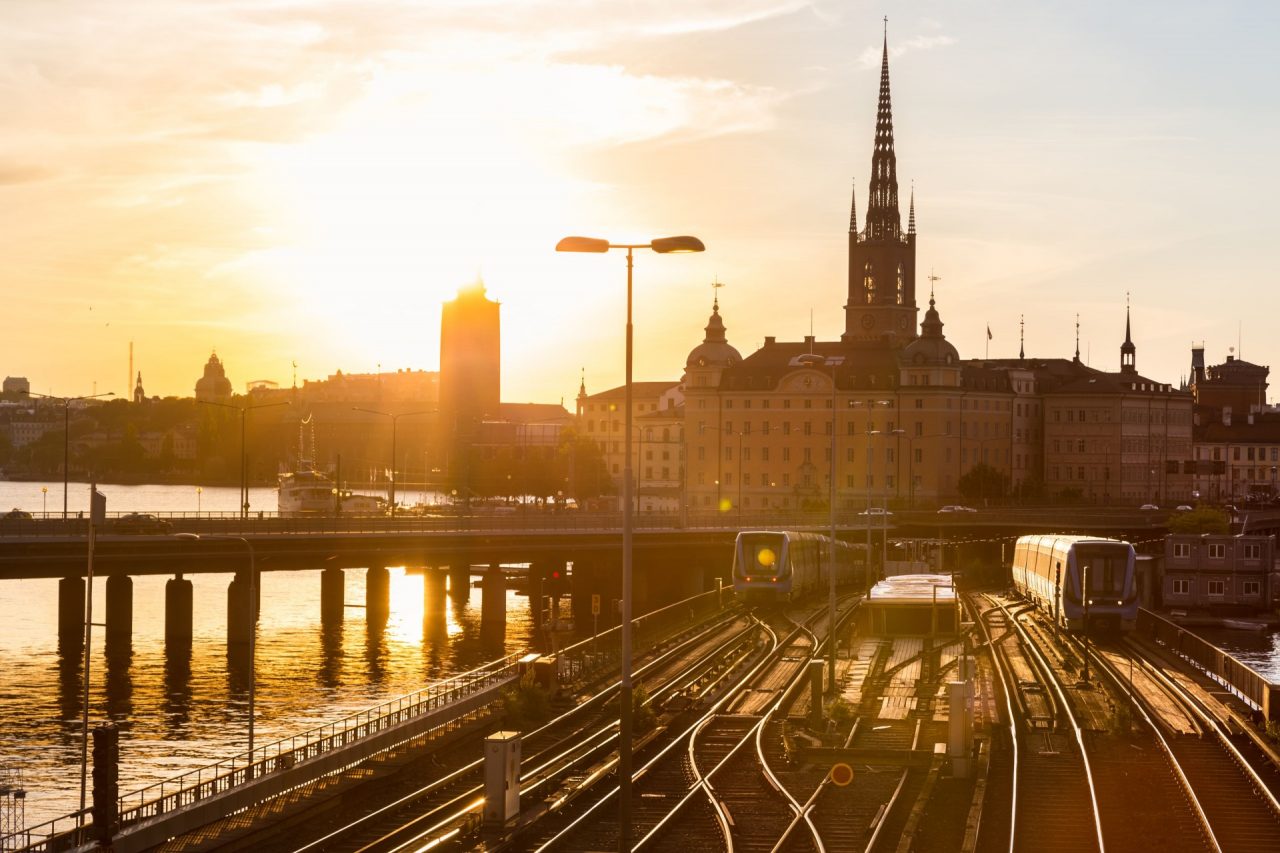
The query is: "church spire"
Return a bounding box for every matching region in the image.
[1121,294,1136,374]
[907,182,916,235]
[848,179,858,234]
[1019,315,1025,361]
[865,18,901,242]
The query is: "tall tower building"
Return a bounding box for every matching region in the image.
[439,280,501,492]
[844,30,917,344]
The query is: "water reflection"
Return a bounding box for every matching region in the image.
[317,624,343,689]
[162,646,192,736]
[104,645,134,724]
[56,638,82,738]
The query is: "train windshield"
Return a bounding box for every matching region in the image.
[1076,545,1129,596]
[738,533,788,576]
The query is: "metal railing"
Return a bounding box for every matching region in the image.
[1136,608,1280,720]
[4,653,523,853]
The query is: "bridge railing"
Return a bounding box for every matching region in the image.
[5,652,523,853]
[1136,608,1280,721]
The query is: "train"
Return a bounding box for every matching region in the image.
[1011,534,1138,633]
[732,530,864,605]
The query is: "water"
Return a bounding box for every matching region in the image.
[1190,626,1280,682]
[0,481,532,829]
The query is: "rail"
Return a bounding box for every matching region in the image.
[1135,608,1280,721]
[5,653,523,853]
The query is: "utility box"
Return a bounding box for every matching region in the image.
[948,680,973,778]
[484,731,521,826]
[533,656,558,693]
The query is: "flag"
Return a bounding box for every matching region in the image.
[986,324,993,341]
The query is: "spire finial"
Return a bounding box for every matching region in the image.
[1075,314,1081,362]
[927,269,940,303]
[1019,314,1025,360]
[711,277,724,311]
[908,182,916,235]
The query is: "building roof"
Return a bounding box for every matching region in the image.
[1047,370,1186,397]
[583,381,680,401]
[719,337,901,392]
[498,402,572,424]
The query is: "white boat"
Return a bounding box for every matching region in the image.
[1222,618,1269,632]
[278,467,337,516]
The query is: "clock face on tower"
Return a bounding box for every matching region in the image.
[897,315,908,330]
[861,314,875,330]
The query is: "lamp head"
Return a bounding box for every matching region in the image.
[556,236,610,253]
[650,235,705,254]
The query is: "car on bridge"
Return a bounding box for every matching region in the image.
[937,505,977,514]
[112,513,173,535]
[858,507,893,517]
[1139,504,1160,511]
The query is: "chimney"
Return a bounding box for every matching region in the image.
[764,336,776,346]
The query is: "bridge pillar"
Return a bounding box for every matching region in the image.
[482,564,506,631]
[227,572,252,648]
[448,564,472,603]
[105,574,133,646]
[366,566,391,623]
[164,574,194,647]
[58,576,85,645]
[424,569,447,618]
[527,563,545,635]
[320,568,344,624]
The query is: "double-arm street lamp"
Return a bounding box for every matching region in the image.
[852,400,891,582]
[199,400,290,518]
[557,233,704,851]
[352,408,430,518]
[21,391,114,518]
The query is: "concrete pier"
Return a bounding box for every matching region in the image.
[448,564,471,603]
[105,574,133,646]
[424,570,447,615]
[58,576,85,644]
[481,564,506,630]
[320,568,344,624]
[527,564,544,635]
[227,571,253,648]
[366,565,390,622]
[165,574,194,647]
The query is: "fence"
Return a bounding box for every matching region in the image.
[1135,608,1280,721]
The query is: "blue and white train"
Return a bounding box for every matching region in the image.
[732,531,864,605]
[1011,534,1137,633]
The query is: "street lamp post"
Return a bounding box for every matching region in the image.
[21,391,115,518]
[42,487,47,518]
[851,400,890,585]
[199,399,290,518]
[352,408,430,518]
[797,352,845,689]
[196,486,202,515]
[174,533,258,753]
[557,233,704,851]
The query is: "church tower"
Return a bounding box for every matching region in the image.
[844,27,917,345]
[1120,303,1137,374]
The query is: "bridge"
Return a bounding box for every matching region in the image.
[0,507,1180,649]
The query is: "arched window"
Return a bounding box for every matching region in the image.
[896,264,905,305]
[864,262,875,304]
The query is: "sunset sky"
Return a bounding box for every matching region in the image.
[2,1,1277,405]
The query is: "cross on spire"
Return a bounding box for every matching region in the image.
[711,277,724,309]
[927,269,941,300]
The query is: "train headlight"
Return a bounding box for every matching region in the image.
[771,576,777,583]
[756,547,777,568]
[1116,600,1122,606]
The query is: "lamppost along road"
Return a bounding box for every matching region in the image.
[852,399,890,584]
[557,233,704,851]
[352,408,430,517]
[21,391,114,518]
[199,399,290,518]
[797,351,847,689]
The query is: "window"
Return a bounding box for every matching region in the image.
[783,448,791,462]
[863,261,875,304]
[1243,543,1261,560]
[1172,579,1190,595]
[1207,580,1225,596]
[1208,544,1226,559]
[1244,581,1261,596]
[1173,543,1191,558]
[803,421,812,436]
[783,422,791,436]
[896,264,905,305]
[761,447,769,462]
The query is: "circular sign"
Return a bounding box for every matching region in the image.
[830,763,854,787]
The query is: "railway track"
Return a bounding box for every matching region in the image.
[979,588,1280,853]
[272,609,759,853]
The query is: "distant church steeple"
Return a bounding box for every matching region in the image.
[844,19,918,345]
[1120,295,1137,374]
[133,371,145,404]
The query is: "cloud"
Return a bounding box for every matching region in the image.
[858,34,957,68]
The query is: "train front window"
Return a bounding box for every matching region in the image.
[1077,546,1127,595]
[739,534,787,575]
